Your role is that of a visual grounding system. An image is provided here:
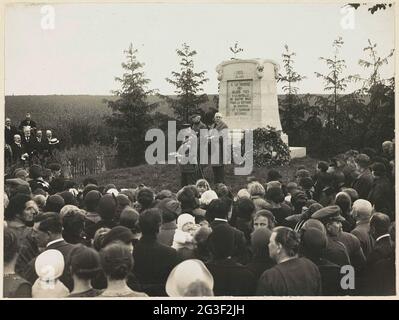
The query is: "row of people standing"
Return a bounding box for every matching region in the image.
[5,113,60,167]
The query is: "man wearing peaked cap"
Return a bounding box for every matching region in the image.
[311,205,366,280]
[311,205,346,224]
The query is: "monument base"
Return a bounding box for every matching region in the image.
[289,147,307,159]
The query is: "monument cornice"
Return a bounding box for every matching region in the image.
[216,58,280,80]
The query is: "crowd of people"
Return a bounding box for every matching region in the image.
[3,136,395,298]
[5,112,60,171]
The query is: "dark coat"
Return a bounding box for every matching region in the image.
[352,169,374,200]
[309,257,344,296]
[351,223,375,258]
[206,258,257,296]
[23,240,76,291]
[337,231,366,271]
[257,257,322,296]
[245,257,275,281]
[19,119,37,131]
[133,235,179,296]
[324,236,351,267]
[5,125,18,145]
[368,176,394,218]
[15,232,39,277]
[21,136,36,155]
[362,236,395,295]
[210,220,250,265]
[10,142,25,163]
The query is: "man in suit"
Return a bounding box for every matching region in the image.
[5,117,18,146]
[352,154,374,200]
[206,224,257,296]
[33,130,45,156]
[362,213,395,295]
[21,126,36,158]
[22,213,76,291]
[10,134,25,165]
[257,226,322,296]
[207,198,249,265]
[350,199,375,258]
[19,112,37,132]
[133,208,179,296]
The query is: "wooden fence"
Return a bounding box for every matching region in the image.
[63,154,117,178]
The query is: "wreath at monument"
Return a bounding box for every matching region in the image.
[250,126,291,167]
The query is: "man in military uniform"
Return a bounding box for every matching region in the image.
[312,205,366,294]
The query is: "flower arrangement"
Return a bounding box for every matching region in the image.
[249,126,291,167]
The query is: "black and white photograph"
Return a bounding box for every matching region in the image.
[1,1,396,300]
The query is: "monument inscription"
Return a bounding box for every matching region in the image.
[227,80,253,117]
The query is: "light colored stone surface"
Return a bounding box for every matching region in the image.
[290,147,307,158]
[216,59,283,131]
[216,58,306,160]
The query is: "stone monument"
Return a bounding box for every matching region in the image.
[216,58,306,159]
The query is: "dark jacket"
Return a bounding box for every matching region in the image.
[352,169,374,200]
[23,239,76,291]
[15,231,39,277]
[210,220,250,265]
[308,257,343,296]
[257,257,322,296]
[324,236,351,267]
[351,222,374,258]
[133,235,179,296]
[206,258,257,296]
[337,232,366,271]
[21,136,36,155]
[10,142,25,163]
[19,119,37,131]
[368,176,394,219]
[245,257,275,281]
[5,125,18,145]
[362,235,395,295]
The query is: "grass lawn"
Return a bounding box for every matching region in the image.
[85,156,319,194]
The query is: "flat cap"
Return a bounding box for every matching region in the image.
[311,205,345,224]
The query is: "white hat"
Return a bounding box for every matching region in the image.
[200,190,218,206]
[106,188,119,197]
[35,249,65,281]
[166,259,214,297]
[177,213,195,230]
[49,138,60,145]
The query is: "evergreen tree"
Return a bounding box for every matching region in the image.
[277,44,307,145]
[315,37,352,129]
[105,43,158,167]
[164,43,209,123]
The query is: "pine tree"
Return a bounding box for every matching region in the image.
[315,37,352,128]
[277,45,307,145]
[164,43,209,123]
[105,43,158,167]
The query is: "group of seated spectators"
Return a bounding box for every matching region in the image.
[3,140,395,298]
[5,112,60,169]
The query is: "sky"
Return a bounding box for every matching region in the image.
[5,2,396,95]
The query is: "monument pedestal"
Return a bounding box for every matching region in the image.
[289,146,307,159]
